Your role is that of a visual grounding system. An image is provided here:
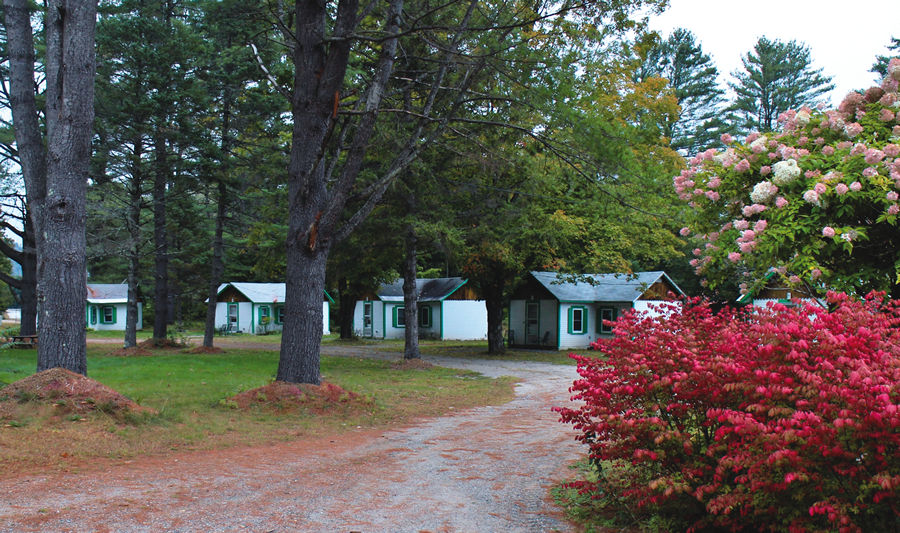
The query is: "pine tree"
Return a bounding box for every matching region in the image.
[871,36,900,78]
[637,28,732,154]
[729,37,834,133]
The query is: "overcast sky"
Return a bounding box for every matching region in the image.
[646,0,898,105]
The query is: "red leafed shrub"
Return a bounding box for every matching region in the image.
[556,293,900,532]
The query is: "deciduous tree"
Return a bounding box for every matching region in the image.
[266,0,667,383]
[4,0,97,374]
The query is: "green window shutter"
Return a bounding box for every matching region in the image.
[567,307,574,335]
[112,306,117,324]
[568,306,586,335]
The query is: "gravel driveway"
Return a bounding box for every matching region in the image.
[0,349,584,533]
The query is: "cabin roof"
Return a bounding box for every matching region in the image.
[86,283,130,303]
[529,271,684,303]
[216,282,335,303]
[376,277,468,302]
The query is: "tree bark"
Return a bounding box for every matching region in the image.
[402,224,420,359]
[18,219,38,337]
[337,277,357,340]
[277,0,418,383]
[278,246,329,385]
[3,0,46,339]
[124,167,143,349]
[36,0,97,374]
[483,275,507,355]
[203,179,228,347]
[152,129,169,340]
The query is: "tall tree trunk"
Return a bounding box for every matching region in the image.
[203,179,228,347]
[403,224,420,359]
[18,219,38,337]
[202,88,232,347]
[124,174,142,348]
[484,275,506,355]
[276,0,403,384]
[152,130,169,340]
[337,277,357,340]
[3,0,46,339]
[278,246,329,385]
[0,220,37,336]
[36,0,97,374]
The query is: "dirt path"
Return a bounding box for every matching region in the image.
[1,349,584,532]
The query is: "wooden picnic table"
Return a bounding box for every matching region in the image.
[7,335,38,348]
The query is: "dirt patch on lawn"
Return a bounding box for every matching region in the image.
[390,358,436,370]
[227,381,369,415]
[0,368,156,418]
[185,345,225,354]
[109,346,154,357]
[138,338,187,350]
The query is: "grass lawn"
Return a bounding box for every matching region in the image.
[0,345,518,475]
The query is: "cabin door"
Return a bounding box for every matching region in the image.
[525,302,539,342]
[363,302,373,337]
[228,304,238,332]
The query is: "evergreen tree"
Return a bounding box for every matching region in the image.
[871,36,900,78]
[729,37,833,133]
[637,28,732,154]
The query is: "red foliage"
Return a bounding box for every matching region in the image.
[556,293,900,532]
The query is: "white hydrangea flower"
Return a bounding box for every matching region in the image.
[749,135,768,151]
[771,159,801,186]
[750,181,778,204]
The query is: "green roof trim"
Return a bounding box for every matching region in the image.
[439,278,468,301]
[736,271,777,304]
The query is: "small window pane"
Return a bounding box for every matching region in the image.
[600,309,614,333]
[397,308,405,326]
[572,308,583,333]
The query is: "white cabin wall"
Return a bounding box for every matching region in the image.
[557,302,596,350]
[440,300,487,340]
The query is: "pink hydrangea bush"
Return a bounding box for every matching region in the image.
[557,293,900,532]
[677,60,900,299]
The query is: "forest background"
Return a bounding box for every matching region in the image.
[1,0,896,381]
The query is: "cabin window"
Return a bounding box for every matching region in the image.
[568,306,587,335]
[419,306,432,328]
[275,306,285,325]
[598,307,617,334]
[90,306,98,325]
[258,306,270,322]
[393,306,406,328]
[101,306,116,324]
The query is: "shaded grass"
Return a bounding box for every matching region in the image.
[0,346,516,474]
